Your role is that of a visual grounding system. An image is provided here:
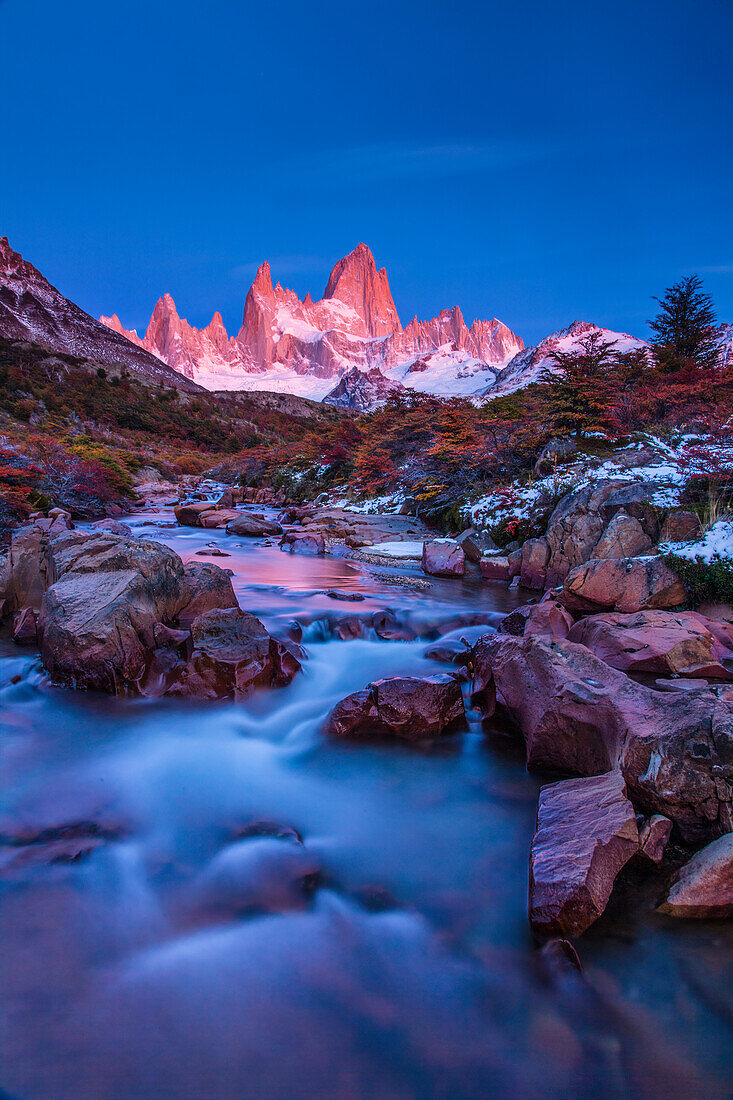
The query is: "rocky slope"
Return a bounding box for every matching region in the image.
[0,237,202,392]
[101,243,523,399]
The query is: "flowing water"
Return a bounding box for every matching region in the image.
[1,509,732,1099]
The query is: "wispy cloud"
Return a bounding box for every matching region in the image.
[291,140,558,185]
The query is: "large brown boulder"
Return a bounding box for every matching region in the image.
[592,513,653,559]
[1,525,50,612]
[279,531,326,555]
[227,513,283,537]
[660,510,700,544]
[529,772,639,937]
[422,539,465,577]
[519,538,550,590]
[480,555,511,582]
[542,480,630,588]
[560,555,686,614]
[567,610,733,678]
[174,501,217,526]
[472,633,733,841]
[324,675,465,741]
[598,482,661,539]
[498,599,573,641]
[199,509,241,529]
[38,530,185,693]
[658,833,733,918]
[167,607,300,700]
[177,562,238,622]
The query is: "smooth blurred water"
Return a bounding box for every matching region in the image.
[0,510,731,1099]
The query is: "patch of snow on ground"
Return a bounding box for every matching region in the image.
[662,520,733,564]
[328,492,406,515]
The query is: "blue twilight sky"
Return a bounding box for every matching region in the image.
[1,0,731,347]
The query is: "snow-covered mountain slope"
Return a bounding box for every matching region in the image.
[101,243,524,398]
[485,320,648,397]
[0,237,202,392]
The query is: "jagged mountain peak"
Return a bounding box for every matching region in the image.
[99,241,524,399]
[323,243,401,337]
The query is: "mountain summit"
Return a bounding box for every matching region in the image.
[101,244,524,399]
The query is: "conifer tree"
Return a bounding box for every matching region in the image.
[540,330,620,440]
[649,275,720,373]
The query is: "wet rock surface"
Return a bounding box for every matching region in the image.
[529,772,639,937]
[659,833,733,918]
[324,675,466,741]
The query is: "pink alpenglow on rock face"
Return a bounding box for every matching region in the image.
[529,771,639,938]
[99,243,523,401]
[422,539,465,577]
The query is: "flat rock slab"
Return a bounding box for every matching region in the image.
[659,833,733,918]
[529,771,639,938]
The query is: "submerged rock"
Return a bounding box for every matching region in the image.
[529,771,639,938]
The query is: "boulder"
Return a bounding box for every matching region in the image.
[598,482,661,539]
[567,610,733,678]
[473,633,733,841]
[1,525,49,612]
[422,539,465,577]
[227,513,283,537]
[177,562,239,622]
[498,599,573,642]
[543,480,630,588]
[279,532,326,555]
[561,555,686,613]
[480,555,511,582]
[638,814,672,864]
[91,519,133,537]
[12,606,38,646]
[174,501,217,526]
[167,607,299,700]
[658,833,733,918]
[519,538,550,590]
[38,530,185,693]
[323,675,465,741]
[592,513,653,560]
[456,528,497,563]
[200,509,241,529]
[529,772,639,937]
[660,510,701,544]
